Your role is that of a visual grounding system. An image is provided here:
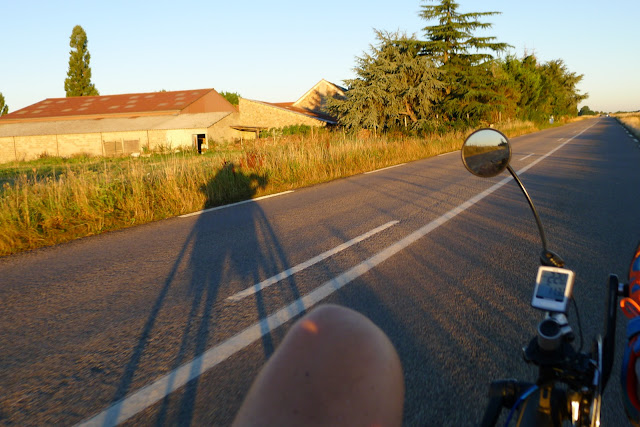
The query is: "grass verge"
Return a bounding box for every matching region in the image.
[616,113,640,139]
[0,118,584,256]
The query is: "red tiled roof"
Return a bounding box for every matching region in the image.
[0,89,217,121]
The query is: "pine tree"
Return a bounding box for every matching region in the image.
[419,0,510,123]
[0,92,8,116]
[501,55,587,121]
[501,55,544,121]
[64,25,99,97]
[541,59,587,117]
[327,31,442,133]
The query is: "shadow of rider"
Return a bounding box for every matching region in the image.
[112,161,286,426]
[200,161,268,209]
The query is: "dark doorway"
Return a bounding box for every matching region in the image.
[194,134,206,154]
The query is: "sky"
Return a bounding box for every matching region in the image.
[2,0,638,113]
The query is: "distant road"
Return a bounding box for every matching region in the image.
[1,118,639,425]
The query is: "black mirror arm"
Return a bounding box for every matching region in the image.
[506,165,548,251]
[506,166,564,267]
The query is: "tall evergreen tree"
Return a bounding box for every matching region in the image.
[0,92,8,116]
[482,60,520,123]
[327,31,442,133]
[501,55,545,121]
[501,55,587,121]
[541,59,587,117]
[419,0,510,123]
[64,25,99,97]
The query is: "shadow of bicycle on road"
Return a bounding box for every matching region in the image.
[110,161,302,425]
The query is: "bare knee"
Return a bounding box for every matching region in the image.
[234,304,404,427]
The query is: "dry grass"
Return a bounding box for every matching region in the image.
[0,120,559,256]
[0,156,217,255]
[568,115,598,123]
[618,114,640,139]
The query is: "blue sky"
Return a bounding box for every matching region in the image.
[2,0,638,113]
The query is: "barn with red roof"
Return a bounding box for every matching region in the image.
[0,80,345,163]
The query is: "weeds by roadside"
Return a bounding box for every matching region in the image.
[616,114,640,139]
[0,118,582,256]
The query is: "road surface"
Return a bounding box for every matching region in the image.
[1,117,639,425]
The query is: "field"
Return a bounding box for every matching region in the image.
[0,118,581,256]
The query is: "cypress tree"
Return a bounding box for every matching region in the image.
[64,25,99,97]
[0,92,8,116]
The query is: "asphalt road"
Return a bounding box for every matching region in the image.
[1,117,639,426]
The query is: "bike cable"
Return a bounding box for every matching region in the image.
[504,384,539,427]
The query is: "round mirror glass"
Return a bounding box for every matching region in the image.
[461,129,511,178]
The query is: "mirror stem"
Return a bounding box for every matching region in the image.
[506,165,549,252]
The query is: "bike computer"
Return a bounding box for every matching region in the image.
[531,266,575,313]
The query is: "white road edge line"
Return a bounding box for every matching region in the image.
[227,220,400,302]
[437,151,456,157]
[363,163,406,174]
[179,191,294,218]
[519,153,534,161]
[77,123,595,427]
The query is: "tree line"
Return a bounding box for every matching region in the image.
[327,0,588,133]
[2,2,587,132]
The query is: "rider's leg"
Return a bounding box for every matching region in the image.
[233,304,404,427]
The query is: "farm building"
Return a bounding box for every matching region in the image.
[0,89,239,162]
[0,79,345,163]
[237,79,345,131]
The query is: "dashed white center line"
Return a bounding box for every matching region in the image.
[77,122,596,427]
[519,153,534,161]
[364,163,406,174]
[227,220,400,301]
[179,191,294,218]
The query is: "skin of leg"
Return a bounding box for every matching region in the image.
[233,304,404,427]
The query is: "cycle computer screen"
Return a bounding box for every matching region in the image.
[531,266,575,313]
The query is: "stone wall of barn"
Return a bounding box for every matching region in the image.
[238,99,325,129]
[0,129,218,163]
